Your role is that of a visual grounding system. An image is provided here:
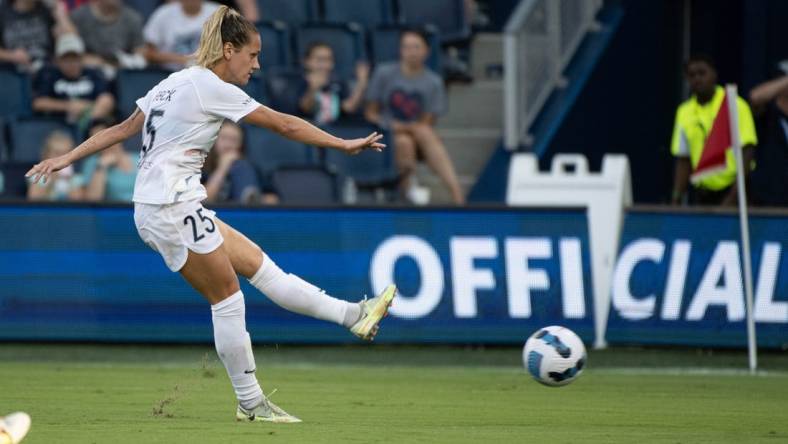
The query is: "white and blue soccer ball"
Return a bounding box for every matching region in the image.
[522,326,587,387]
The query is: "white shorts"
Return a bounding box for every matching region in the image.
[133,200,224,272]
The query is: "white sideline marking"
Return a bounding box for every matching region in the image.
[594,367,788,377]
[5,361,787,377]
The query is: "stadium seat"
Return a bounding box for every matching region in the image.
[240,73,267,104]
[243,124,316,178]
[0,162,33,199]
[396,0,470,43]
[321,124,396,186]
[125,0,161,22]
[295,24,367,79]
[257,0,316,24]
[271,165,339,203]
[264,68,304,115]
[0,66,32,119]
[8,118,75,163]
[115,69,171,119]
[256,21,292,70]
[322,0,393,27]
[370,25,442,72]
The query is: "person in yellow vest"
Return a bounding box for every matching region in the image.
[670,55,757,206]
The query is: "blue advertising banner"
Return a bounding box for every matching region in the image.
[608,209,788,348]
[0,204,594,344]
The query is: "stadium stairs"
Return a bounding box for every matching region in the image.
[467,3,624,203]
[417,33,504,203]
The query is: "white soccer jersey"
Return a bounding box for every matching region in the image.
[132,66,261,204]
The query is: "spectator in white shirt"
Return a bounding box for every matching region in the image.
[143,0,219,71]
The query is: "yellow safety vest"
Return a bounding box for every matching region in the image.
[670,86,758,190]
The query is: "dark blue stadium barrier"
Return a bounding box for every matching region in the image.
[607,208,788,348]
[0,204,594,344]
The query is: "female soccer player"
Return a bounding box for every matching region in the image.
[26,6,396,424]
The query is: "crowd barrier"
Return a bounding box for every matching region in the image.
[0,204,594,344]
[0,203,785,347]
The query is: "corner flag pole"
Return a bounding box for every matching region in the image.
[725,84,757,373]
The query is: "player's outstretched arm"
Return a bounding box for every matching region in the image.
[243,105,385,155]
[26,108,146,184]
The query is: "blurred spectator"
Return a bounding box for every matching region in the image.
[143,0,219,71]
[70,0,146,78]
[670,55,757,206]
[748,61,788,207]
[27,130,83,200]
[0,0,77,71]
[296,42,369,125]
[203,121,278,205]
[365,29,465,204]
[32,33,115,130]
[80,120,138,201]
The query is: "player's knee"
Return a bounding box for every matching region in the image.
[247,244,264,272]
[235,243,264,279]
[220,276,241,298]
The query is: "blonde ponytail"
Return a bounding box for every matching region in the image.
[195,6,256,68]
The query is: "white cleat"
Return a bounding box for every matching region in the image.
[236,397,302,424]
[0,412,31,444]
[350,284,397,341]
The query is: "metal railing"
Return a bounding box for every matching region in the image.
[504,0,602,150]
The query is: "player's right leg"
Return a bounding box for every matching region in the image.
[134,201,299,423]
[0,412,30,444]
[214,219,396,340]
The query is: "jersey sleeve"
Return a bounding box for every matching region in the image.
[365,65,386,104]
[128,10,145,50]
[670,107,689,157]
[135,88,154,115]
[80,154,98,184]
[31,67,56,99]
[89,69,109,99]
[427,73,447,116]
[196,76,261,122]
[142,6,166,47]
[737,98,758,147]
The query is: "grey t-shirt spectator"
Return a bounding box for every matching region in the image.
[71,4,144,62]
[0,1,55,65]
[365,62,446,128]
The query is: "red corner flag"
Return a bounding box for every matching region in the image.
[691,93,732,183]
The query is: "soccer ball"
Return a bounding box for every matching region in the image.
[522,326,586,387]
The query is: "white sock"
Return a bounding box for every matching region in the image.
[211,290,263,410]
[248,253,361,327]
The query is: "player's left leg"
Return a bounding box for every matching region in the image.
[215,219,396,340]
[0,412,30,444]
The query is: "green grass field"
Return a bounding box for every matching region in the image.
[1,344,787,443]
